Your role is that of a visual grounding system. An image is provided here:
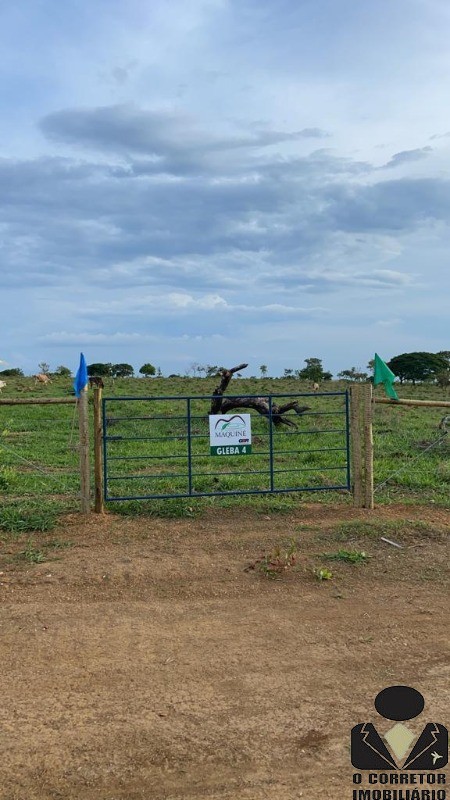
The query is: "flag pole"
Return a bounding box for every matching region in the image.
[78,386,91,514]
[350,385,364,508]
[363,383,374,509]
[93,385,104,513]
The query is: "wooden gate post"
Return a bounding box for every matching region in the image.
[350,385,363,507]
[77,388,91,513]
[93,386,105,513]
[362,383,374,510]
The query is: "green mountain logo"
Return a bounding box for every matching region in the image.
[215,415,246,431]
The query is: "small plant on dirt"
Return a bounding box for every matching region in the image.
[313,567,333,581]
[322,549,369,564]
[46,539,73,549]
[245,541,298,579]
[18,540,46,563]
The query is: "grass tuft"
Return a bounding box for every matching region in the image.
[18,540,46,563]
[0,502,62,534]
[0,466,18,491]
[321,548,369,564]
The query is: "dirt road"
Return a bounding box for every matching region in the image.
[1,504,449,799]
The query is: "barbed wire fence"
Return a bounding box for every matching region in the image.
[372,401,449,500]
[0,398,87,513]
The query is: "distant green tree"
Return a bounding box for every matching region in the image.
[260,365,268,377]
[437,351,450,366]
[367,359,375,372]
[283,369,294,378]
[139,363,156,377]
[337,368,368,382]
[0,368,24,377]
[112,363,134,378]
[87,363,114,377]
[54,365,72,377]
[205,365,220,378]
[436,370,450,388]
[38,362,50,375]
[387,352,449,384]
[297,358,328,382]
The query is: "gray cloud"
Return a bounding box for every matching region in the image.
[297,127,330,139]
[429,132,450,140]
[261,267,415,293]
[2,108,449,312]
[39,105,330,178]
[1,159,447,303]
[325,178,450,232]
[0,141,373,294]
[383,146,432,169]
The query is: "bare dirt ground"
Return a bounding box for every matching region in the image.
[0,503,449,800]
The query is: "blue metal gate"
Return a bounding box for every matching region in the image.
[102,392,351,501]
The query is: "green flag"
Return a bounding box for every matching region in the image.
[373,353,399,400]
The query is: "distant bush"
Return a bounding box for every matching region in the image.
[0,368,24,377]
[87,363,114,377]
[112,363,134,378]
[139,363,156,377]
[54,365,72,377]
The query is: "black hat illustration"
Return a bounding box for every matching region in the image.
[351,685,448,770]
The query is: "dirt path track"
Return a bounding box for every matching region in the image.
[1,503,449,799]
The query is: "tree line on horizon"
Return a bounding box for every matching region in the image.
[1,351,449,387]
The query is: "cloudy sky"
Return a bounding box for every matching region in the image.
[1,0,450,377]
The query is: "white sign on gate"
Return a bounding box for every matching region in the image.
[209,414,252,456]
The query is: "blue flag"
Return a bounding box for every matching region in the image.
[73,352,88,397]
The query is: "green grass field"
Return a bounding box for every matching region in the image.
[0,375,449,531]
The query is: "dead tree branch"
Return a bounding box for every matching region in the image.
[210,365,310,427]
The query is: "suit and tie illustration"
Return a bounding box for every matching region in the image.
[351,685,448,770]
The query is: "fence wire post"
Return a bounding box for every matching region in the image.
[350,385,363,508]
[362,383,374,509]
[78,388,91,513]
[93,386,104,513]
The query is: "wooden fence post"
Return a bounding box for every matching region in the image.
[77,388,91,514]
[362,383,374,510]
[350,385,364,507]
[93,386,104,513]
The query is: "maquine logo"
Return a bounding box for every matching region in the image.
[214,415,246,436]
[350,686,448,800]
